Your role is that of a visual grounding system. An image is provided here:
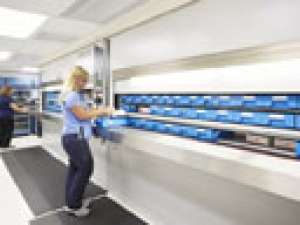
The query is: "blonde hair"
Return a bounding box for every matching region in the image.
[60,66,89,103]
[0,85,13,96]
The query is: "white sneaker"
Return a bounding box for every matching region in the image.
[82,197,93,208]
[64,206,90,217]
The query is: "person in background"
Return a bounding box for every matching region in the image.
[0,86,28,148]
[61,66,113,217]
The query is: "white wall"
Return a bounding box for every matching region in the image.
[115,59,300,93]
[111,0,300,69]
[42,48,93,83]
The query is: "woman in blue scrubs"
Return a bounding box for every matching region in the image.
[0,86,28,147]
[61,66,113,217]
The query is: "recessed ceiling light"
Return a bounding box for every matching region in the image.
[0,7,48,39]
[0,51,12,61]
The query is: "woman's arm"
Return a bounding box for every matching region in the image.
[10,103,28,113]
[71,106,113,120]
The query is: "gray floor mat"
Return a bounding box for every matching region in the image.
[30,197,147,225]
[1,147,106,215]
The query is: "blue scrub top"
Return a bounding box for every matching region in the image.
[62,91,92,139]
[0,95,14,119]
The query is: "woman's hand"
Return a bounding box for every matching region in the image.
[95,106,114,117]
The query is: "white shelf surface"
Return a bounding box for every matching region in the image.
[114,128,300,202]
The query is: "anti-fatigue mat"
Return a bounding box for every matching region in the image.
[1,147,106,215]
[30,197,147,225]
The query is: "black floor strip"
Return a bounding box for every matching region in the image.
[1,147,106,215]
[30,197,147,225]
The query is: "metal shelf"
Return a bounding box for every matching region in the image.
[125,103,300,114]
[128,113,300,140]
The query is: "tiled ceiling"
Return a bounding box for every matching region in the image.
[33,18,100,42]
[62,0,147,23]
[0,0,148,71]
[0,0,77,16]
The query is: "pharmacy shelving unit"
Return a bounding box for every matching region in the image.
[118,94,300,159]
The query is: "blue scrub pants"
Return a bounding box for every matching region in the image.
[62,134,94,209]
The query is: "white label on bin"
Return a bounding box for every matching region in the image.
[269,114,284,119]
[190,96,197,99]
[196,128,205,132]
[165,124,173,127]
[272,96,287,101]
[203,96,212,99]
[241,112,253,117]
[218,110,228,115]
[243,96,255,100]
[165,108,172,110]
[220,96,230,99]
[174,96,180,99]
[196,110,206,113]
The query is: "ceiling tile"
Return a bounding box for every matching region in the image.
[61,0,147,23]
[0,37,24,51]
[18,39,68,56]
[33,17,99,42]
[0,0,77,16]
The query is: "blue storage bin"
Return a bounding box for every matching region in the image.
[268,114,294,128]
[204,95,219,107]
[151,95,160,104]
[228,111,241,123]
[216,110,240,123]
[155,123,172,133]
[204,110,217,121]
[143,121,160,131]
[134,119,147,128]
[216,110,230,122]
[138,95,148,104]
[164,108,183,117]
[205,96,218,107]
[175,96,191,106]
[95,117,128,129]
[242,96,256,108]
[190,96,205,106]
[271,95,300,109]
[253,112,271,126]
[120,96,128,104]
[143,95,153,104]
[218,96,243,107]
[121,104,137,112]
[197,129,220,142]
[128,118,138,127]
[156,96,169,104]
[150,106,164,115]
[164,96,177,105]
[196,110,208,120]
[168,125,185,135]
[131,95,142,104]
[295,116,300,129]
[240,112,255,124]
[243,95,272,108]
[241,112,269,125]
[126,95,136,104]
[182,109,198,119]
[182,126,198,138]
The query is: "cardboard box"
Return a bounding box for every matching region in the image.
[274,138,295,150]
[246,134,270,146]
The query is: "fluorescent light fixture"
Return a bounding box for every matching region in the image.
[0,51,12,61]
[22,67,40,73]
[0,7,48,39]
